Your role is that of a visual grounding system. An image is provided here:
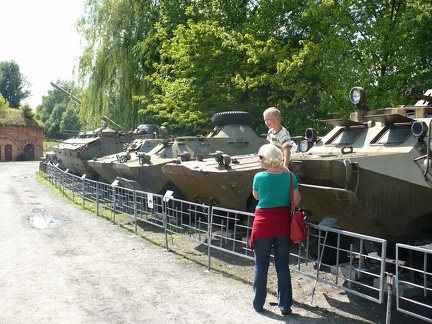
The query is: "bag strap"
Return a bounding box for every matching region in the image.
[289,171,295,214]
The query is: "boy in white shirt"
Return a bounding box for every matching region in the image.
[263,107,294,168]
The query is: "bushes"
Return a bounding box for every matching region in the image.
[16,152,27,161]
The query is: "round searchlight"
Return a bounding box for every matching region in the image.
[411,121,428,138]
[349,87,366,106]
[299,140,309,152]
[305,128,317,142]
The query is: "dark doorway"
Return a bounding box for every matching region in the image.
[5,144,12,161]
[24,144,35,160]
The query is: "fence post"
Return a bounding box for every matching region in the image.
[112,184,117,224]
[163,201,169,250]
[385,272,394,324]
[71,177,75,202]
[81,175,87,207]
[61,170,66,196]
[96,181,100,217]
[206,207,213,272]
[309,230,329,306]
[162,191,174,251]
[133,190,137,233]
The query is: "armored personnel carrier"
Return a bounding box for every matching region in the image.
[109,111,267,195]
[44,83,164,178]
[51,122,161,179]
[162,152,264,211]
[86,126,169,183]
[162,88,432,243]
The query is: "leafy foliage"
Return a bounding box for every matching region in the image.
[0,93,9,109]
[60,104,81,135]
[35,80,81,139]
[75,0,432,137]
[20,104,35,119]
[0,61,30,108]
[0,108,43,127]
[77,0,164,131]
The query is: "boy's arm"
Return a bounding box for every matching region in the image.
[283,146,291,168]
[252,189,259,200]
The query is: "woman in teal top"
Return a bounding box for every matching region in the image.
[251,143,301,315]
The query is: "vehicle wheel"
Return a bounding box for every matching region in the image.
[246,194,258,213]
[211,111,253,126]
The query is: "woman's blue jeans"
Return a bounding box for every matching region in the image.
[253,236,292,312]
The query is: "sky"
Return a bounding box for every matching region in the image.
[0,0,85,107]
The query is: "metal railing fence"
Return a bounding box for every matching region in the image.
[41,162,432,323]
[396,243,432,322]
[43,163,387,301]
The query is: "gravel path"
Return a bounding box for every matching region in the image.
[0,162,325,324]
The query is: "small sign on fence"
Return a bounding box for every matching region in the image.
[318,217,338,228]
[163,190,174,202]
[148,193,154,208]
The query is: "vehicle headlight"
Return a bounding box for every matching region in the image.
[349,87,369,111]
[349,87,365,106]
[305,128,317,142]
[299,140,309,152]
[411,121,428,138]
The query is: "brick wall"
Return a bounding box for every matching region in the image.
[0,125,44,161]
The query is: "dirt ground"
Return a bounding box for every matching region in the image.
[0,162,417,323]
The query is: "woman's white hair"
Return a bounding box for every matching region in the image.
[258,144,283,167]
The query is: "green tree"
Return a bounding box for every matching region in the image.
[20,103,35,119]
[276,0,432,119]
[60,104,81,135]
[145,1,308,134]
[44,103,67,139]
[77,0,165,130]
[76,0,432,137]
[0,93,9,109]
[36,80,81,139]
[0,61,30,108]
[147,21,244,133]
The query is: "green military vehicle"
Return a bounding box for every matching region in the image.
[162,88,432,243]
[51,121,161,179]
[108,111,267,195]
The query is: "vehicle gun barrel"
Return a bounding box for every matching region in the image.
[405,89,432,104]
[50,82,82,104]
[102,115,123,129]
